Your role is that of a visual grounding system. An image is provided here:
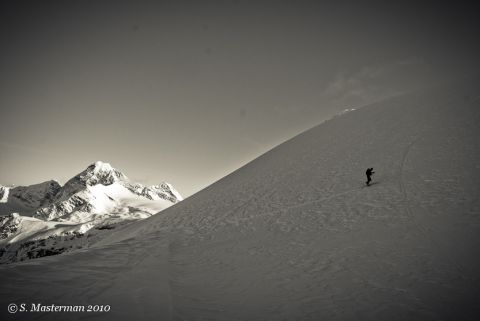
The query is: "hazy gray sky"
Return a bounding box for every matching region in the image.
[1,1,479,196]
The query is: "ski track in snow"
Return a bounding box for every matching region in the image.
[398,131,469,282]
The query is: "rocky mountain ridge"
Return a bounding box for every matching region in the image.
[0,161,182,263]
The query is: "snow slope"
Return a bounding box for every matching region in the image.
[1,79,479,321]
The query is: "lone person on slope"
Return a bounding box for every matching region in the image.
[366,167,375,186]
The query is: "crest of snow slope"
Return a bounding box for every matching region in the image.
[0,161,182,263]
[1,79,480,321]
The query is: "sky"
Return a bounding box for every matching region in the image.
[0,1,479,197]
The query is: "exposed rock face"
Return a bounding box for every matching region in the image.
[0,213,21,239]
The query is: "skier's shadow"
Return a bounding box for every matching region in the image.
[364,181,379,187]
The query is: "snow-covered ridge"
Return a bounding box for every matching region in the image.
[0,180,61,208]
[0,161,182,263]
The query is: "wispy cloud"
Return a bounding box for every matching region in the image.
[323,57,425,107]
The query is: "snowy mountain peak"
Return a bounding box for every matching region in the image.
[89,161,117,174]
[152,182,184,201]
[82,161,128,186]
[56,161,128,200]
[32,161,182,221]
[0,161,183,263]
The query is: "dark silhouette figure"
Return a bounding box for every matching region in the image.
[366,168,375,185]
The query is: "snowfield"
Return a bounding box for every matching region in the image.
[1,79,479,321]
